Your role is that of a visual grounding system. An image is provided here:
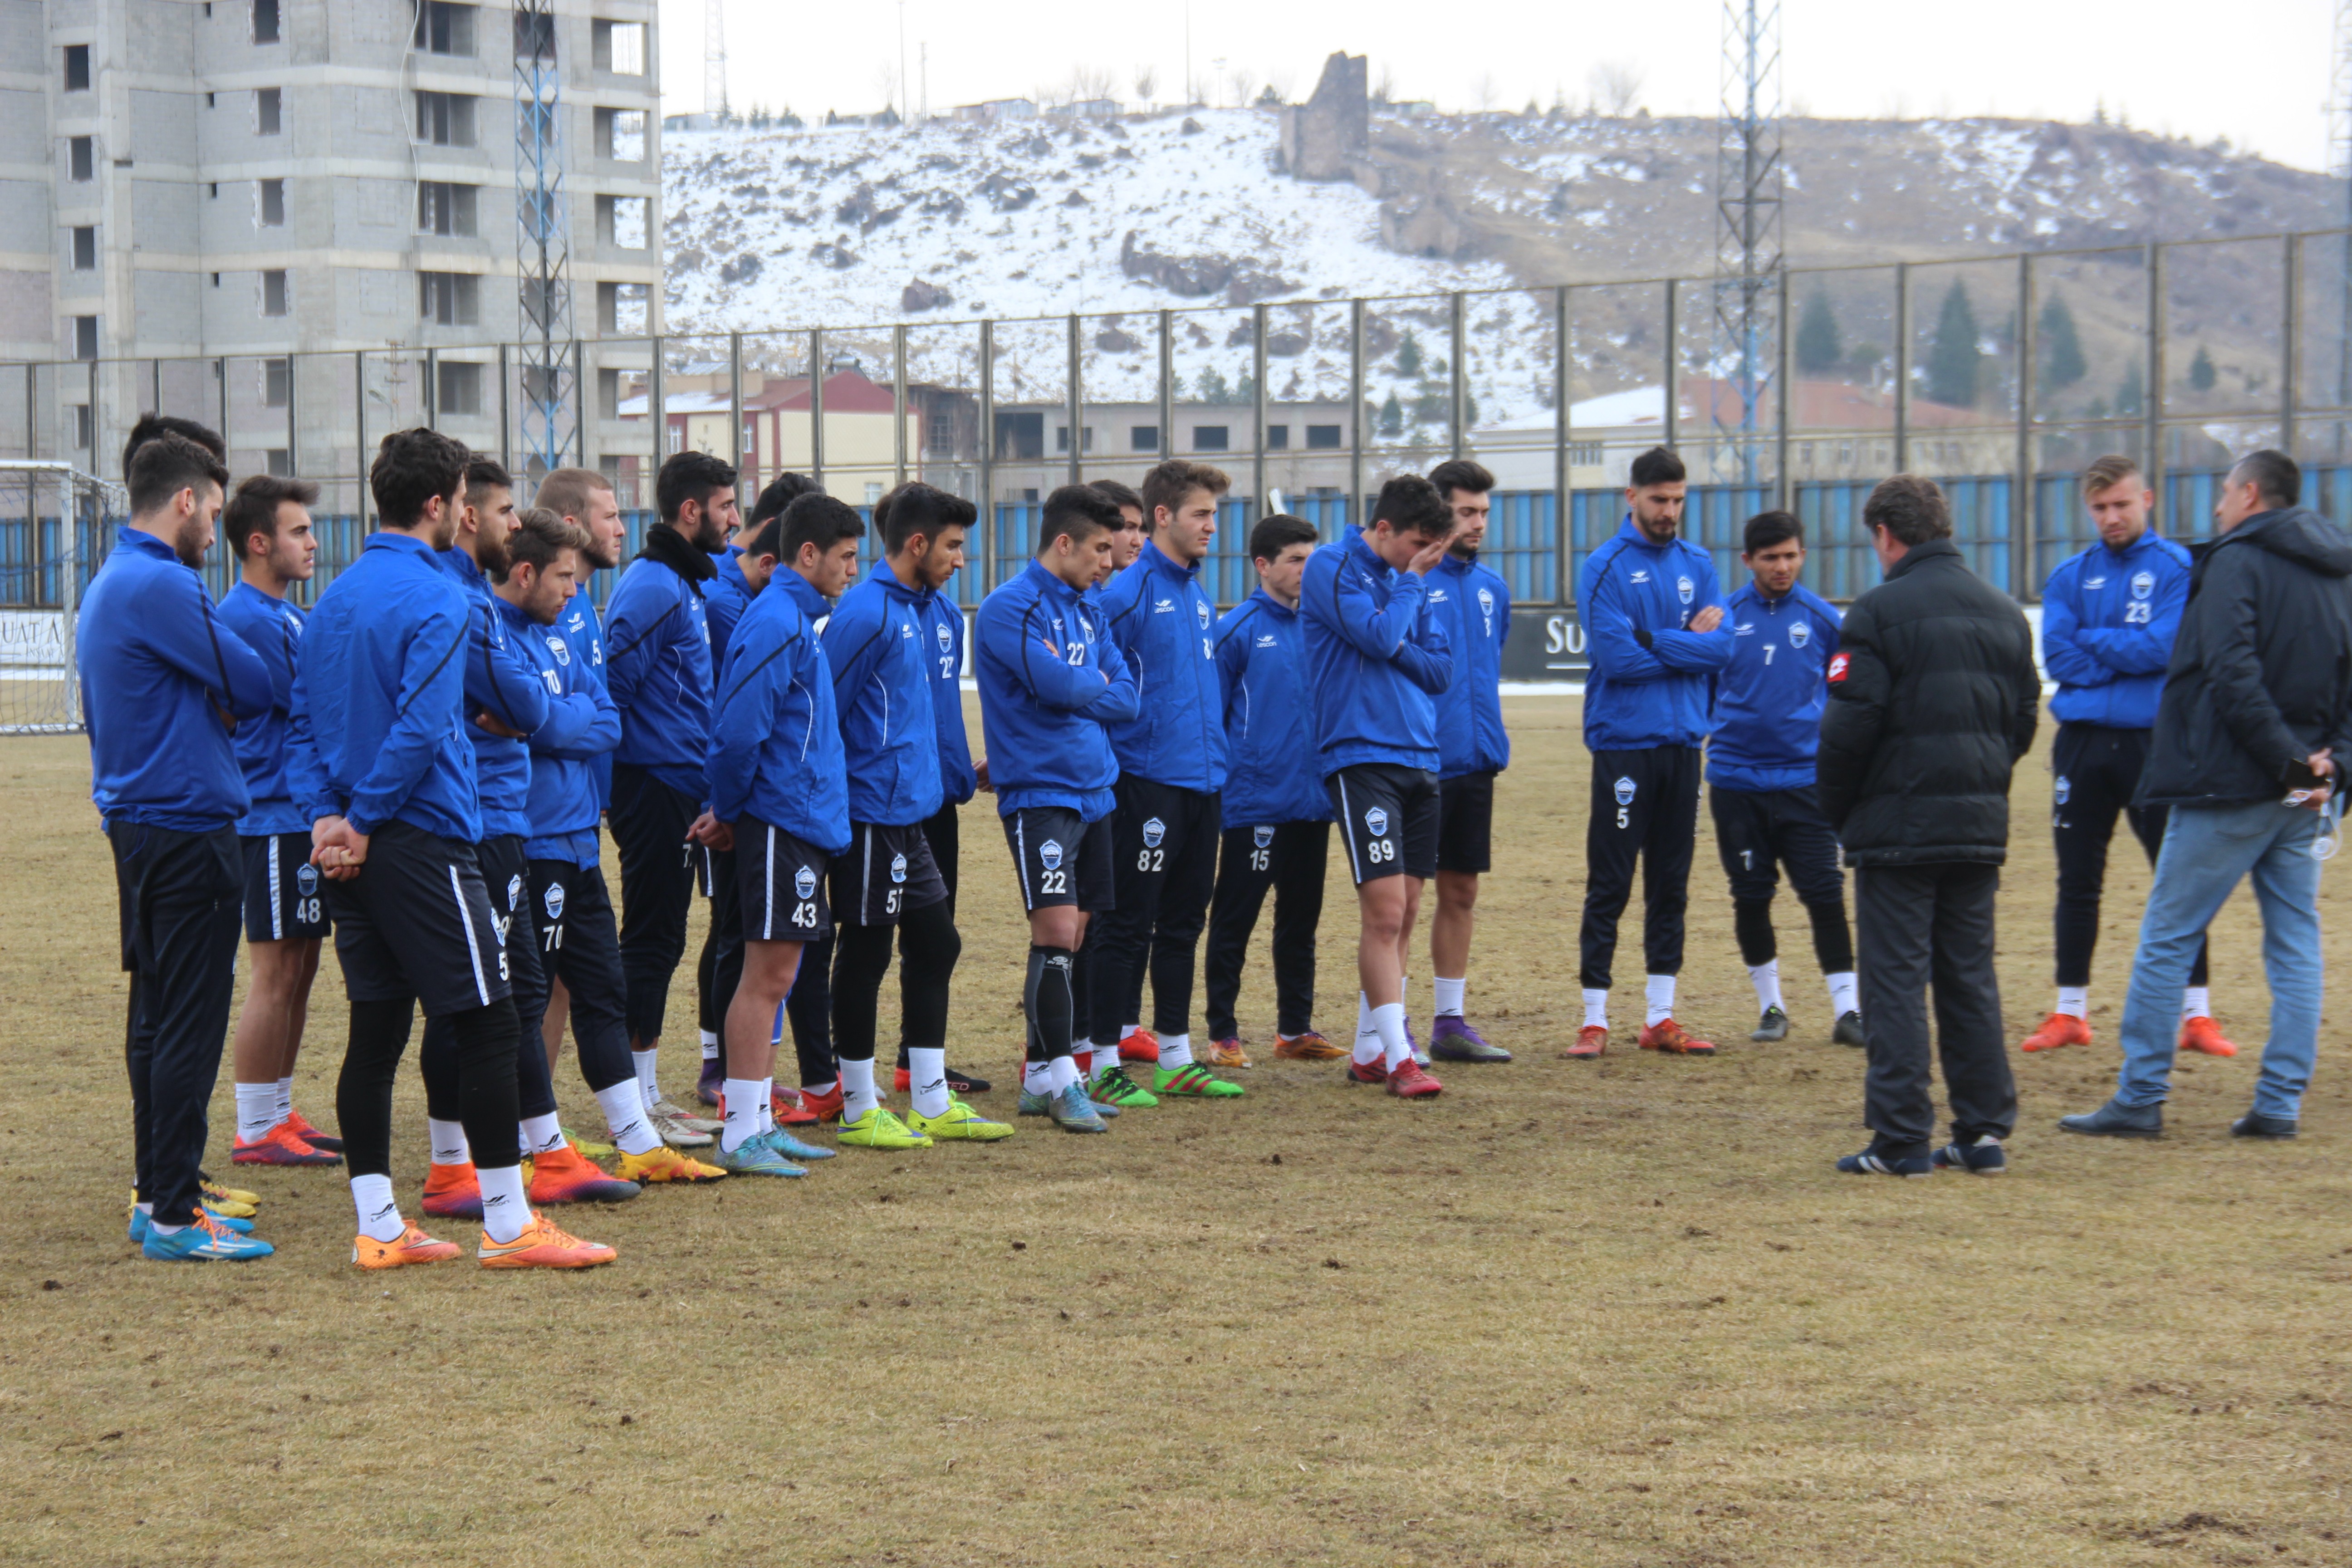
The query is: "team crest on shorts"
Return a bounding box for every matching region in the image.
[1253,825,1275,849]
[2131,570,2156,600]
[2054,776,2071,805]
[1677,576,1695,604]
[1614,776,1637,806]
[890,853,908,884]
[1364,806,1389,837]
[1039,838,1064,870]
[1142,817,1166,848]
[295,862,318,897]
[794,865,818,900]
[1788,620,1810,648]
[543,882,566,921]
[507,874,524,911]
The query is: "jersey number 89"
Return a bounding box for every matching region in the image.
[1366,837,1395,863]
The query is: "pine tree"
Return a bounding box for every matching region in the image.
[2038,293,2087,395]
[2115,362,2144,416]
[1197,366,1231,404]
[1377,391,1404,436]
[1396,330,1424,378]
[1926,280,1983,408]
[2189,346,2217,392]
[1795,288,1842,375]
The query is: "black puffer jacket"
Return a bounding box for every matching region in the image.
[1817,538,2040,865]
[2137,506,2352,807]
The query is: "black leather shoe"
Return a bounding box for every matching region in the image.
[2058,1098,2163,1137]
[2230,1111,2298,1140]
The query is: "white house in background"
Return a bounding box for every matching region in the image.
[1467,386,1662,491]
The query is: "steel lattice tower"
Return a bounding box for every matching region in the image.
[514,0,573,479]
[1710,0,1783,485]
[706,0,728,118]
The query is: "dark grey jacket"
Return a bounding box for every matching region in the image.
[2137,506,2352,807]
[1816,539,2040,865]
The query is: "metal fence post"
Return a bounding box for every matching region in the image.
[1347,298,1364,524]
[88,359,99,474]
[1774,269,1792,512]
[649,333,666,496]
[1892,263,1910,471]
[496,343,512,476]
[728,330,745,496]
[1555,284,1571,604]
[809,327,825,488]
[977,319,995,585]
[1252,302,1269,511]
[424,348,439,429]
[1448,290,1466,461]
[216,357,230,461]
[2014,252,2035,600]
[60,469,78,718]
[2145,242,2166,505]
[355,350,369,529]
[24,363,34,460]
[2280,233,2299,459]
[892,323,908,488]
[284,353,298,477]
[1065,312,1083,485]
[572,338,586,469]
[1662,279,1678,450]
[1156,309,1173,475]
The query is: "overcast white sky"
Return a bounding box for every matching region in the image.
[659,0,2342,172]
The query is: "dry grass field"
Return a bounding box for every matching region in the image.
[3,695,2350,1568]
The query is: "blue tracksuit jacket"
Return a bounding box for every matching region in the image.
[1429,551,1512,779]
[216,580,312,835]
[1213,589,1330,828]
[975,560,1138,820]
[823,559,944,827]
[1578,518,1732,752]
[1098,539,1228,793]
[1707,581,1842,792]
[707,569,850,853]
[439,549,552,841]
[504,596,622,867]
[918,586,976,807]
[1298,526,1452,776]
[287,531,480,842]
[548,582,612,810]
[79,529,273,831]
[2041,530,2191,730]
[604,551,713,799]
[706,548,753,683]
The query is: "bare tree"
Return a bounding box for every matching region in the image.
[872,62,901,116]
[1588,59,1644,117]
[1229,66,1256,108]
[1132,64,1157,103]
[1065,63,1116,104]
[1372,62,1395,104]
[1472,71,1498,112]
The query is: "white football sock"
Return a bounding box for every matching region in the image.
[759,1078,777,1135]
[428,1118,470,1166]
[1644,974,1676,1027]
[520,1112,565,1157]
[594,1080,661,1156]
[2056,986,2088,1019]
[1048,1054,1082,1093]
[148,1217,186,1236]
[235,1082,279,1143]
[801,1078,836,1098]
[1373,1002,1413,1071]
[1749,960,1784,1014]
[909,1047,951,1117]
[633,1048,660,1102]
[1158,1032,1194,1070]
[700,1029,720,1059]
[1087,1045,1119,1085]
[1353,993,1383,1066]
[134,1201,153,1217]
[1022,1061,1054,1097]
[841,1057,880,1122]
[1827,971,1860,1018]
[1434,976,1466,1018]
[720,1078,763,1152]
[1582,989,1609,1030]
[476,1165,529,1244]
[2181,986,2211,1022]
[274,1075,294,1123]
[350,1172,404,1243]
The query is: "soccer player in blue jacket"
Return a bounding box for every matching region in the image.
[704,493,860,1175]
[291,427,613,1269]
[975,485,1141,1132]
[213,474,347,1170]
[1424,458,1514,1064]
[603,450,736,1144]
[1706,511,1863,1047]
[2023,455,2235,1059]
[1301,475,1455,1099]
[1073,476,1149,1076]
[1087,459,1244,1099]
[1204,514,1342,1062]
[85,431,278,1260]
[821,482,1011,1147]
[1569,446,1732,1060]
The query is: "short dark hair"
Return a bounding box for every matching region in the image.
[224,473,321,559]
[1372,475,1449,537]
[749,470,822,525]
[127,431,233,517]
[1039,483,1121,554]
[1629,446,1686,488]
[499,506,593,582]
[1089,478,1144,516]
[465,455,514,503]
[371,427,470,529]
[1862,474,1953,546]
[1140,459,1229,525]
[1427,458,1494,500]
[123,413,225,479]
[774,492,864,564]
[2229,448,2301,510]
[1742,510,1802,555]
[1250,514,1318,563]
[879,481,975,554]
[656,450,738,523]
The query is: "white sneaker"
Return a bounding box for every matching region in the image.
[646,1093,719,1147]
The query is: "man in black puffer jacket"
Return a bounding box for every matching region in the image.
[2062,450,2352,1142]
[1817,476,2040,1177]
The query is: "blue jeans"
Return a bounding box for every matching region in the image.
[2116,799,2327,1117]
